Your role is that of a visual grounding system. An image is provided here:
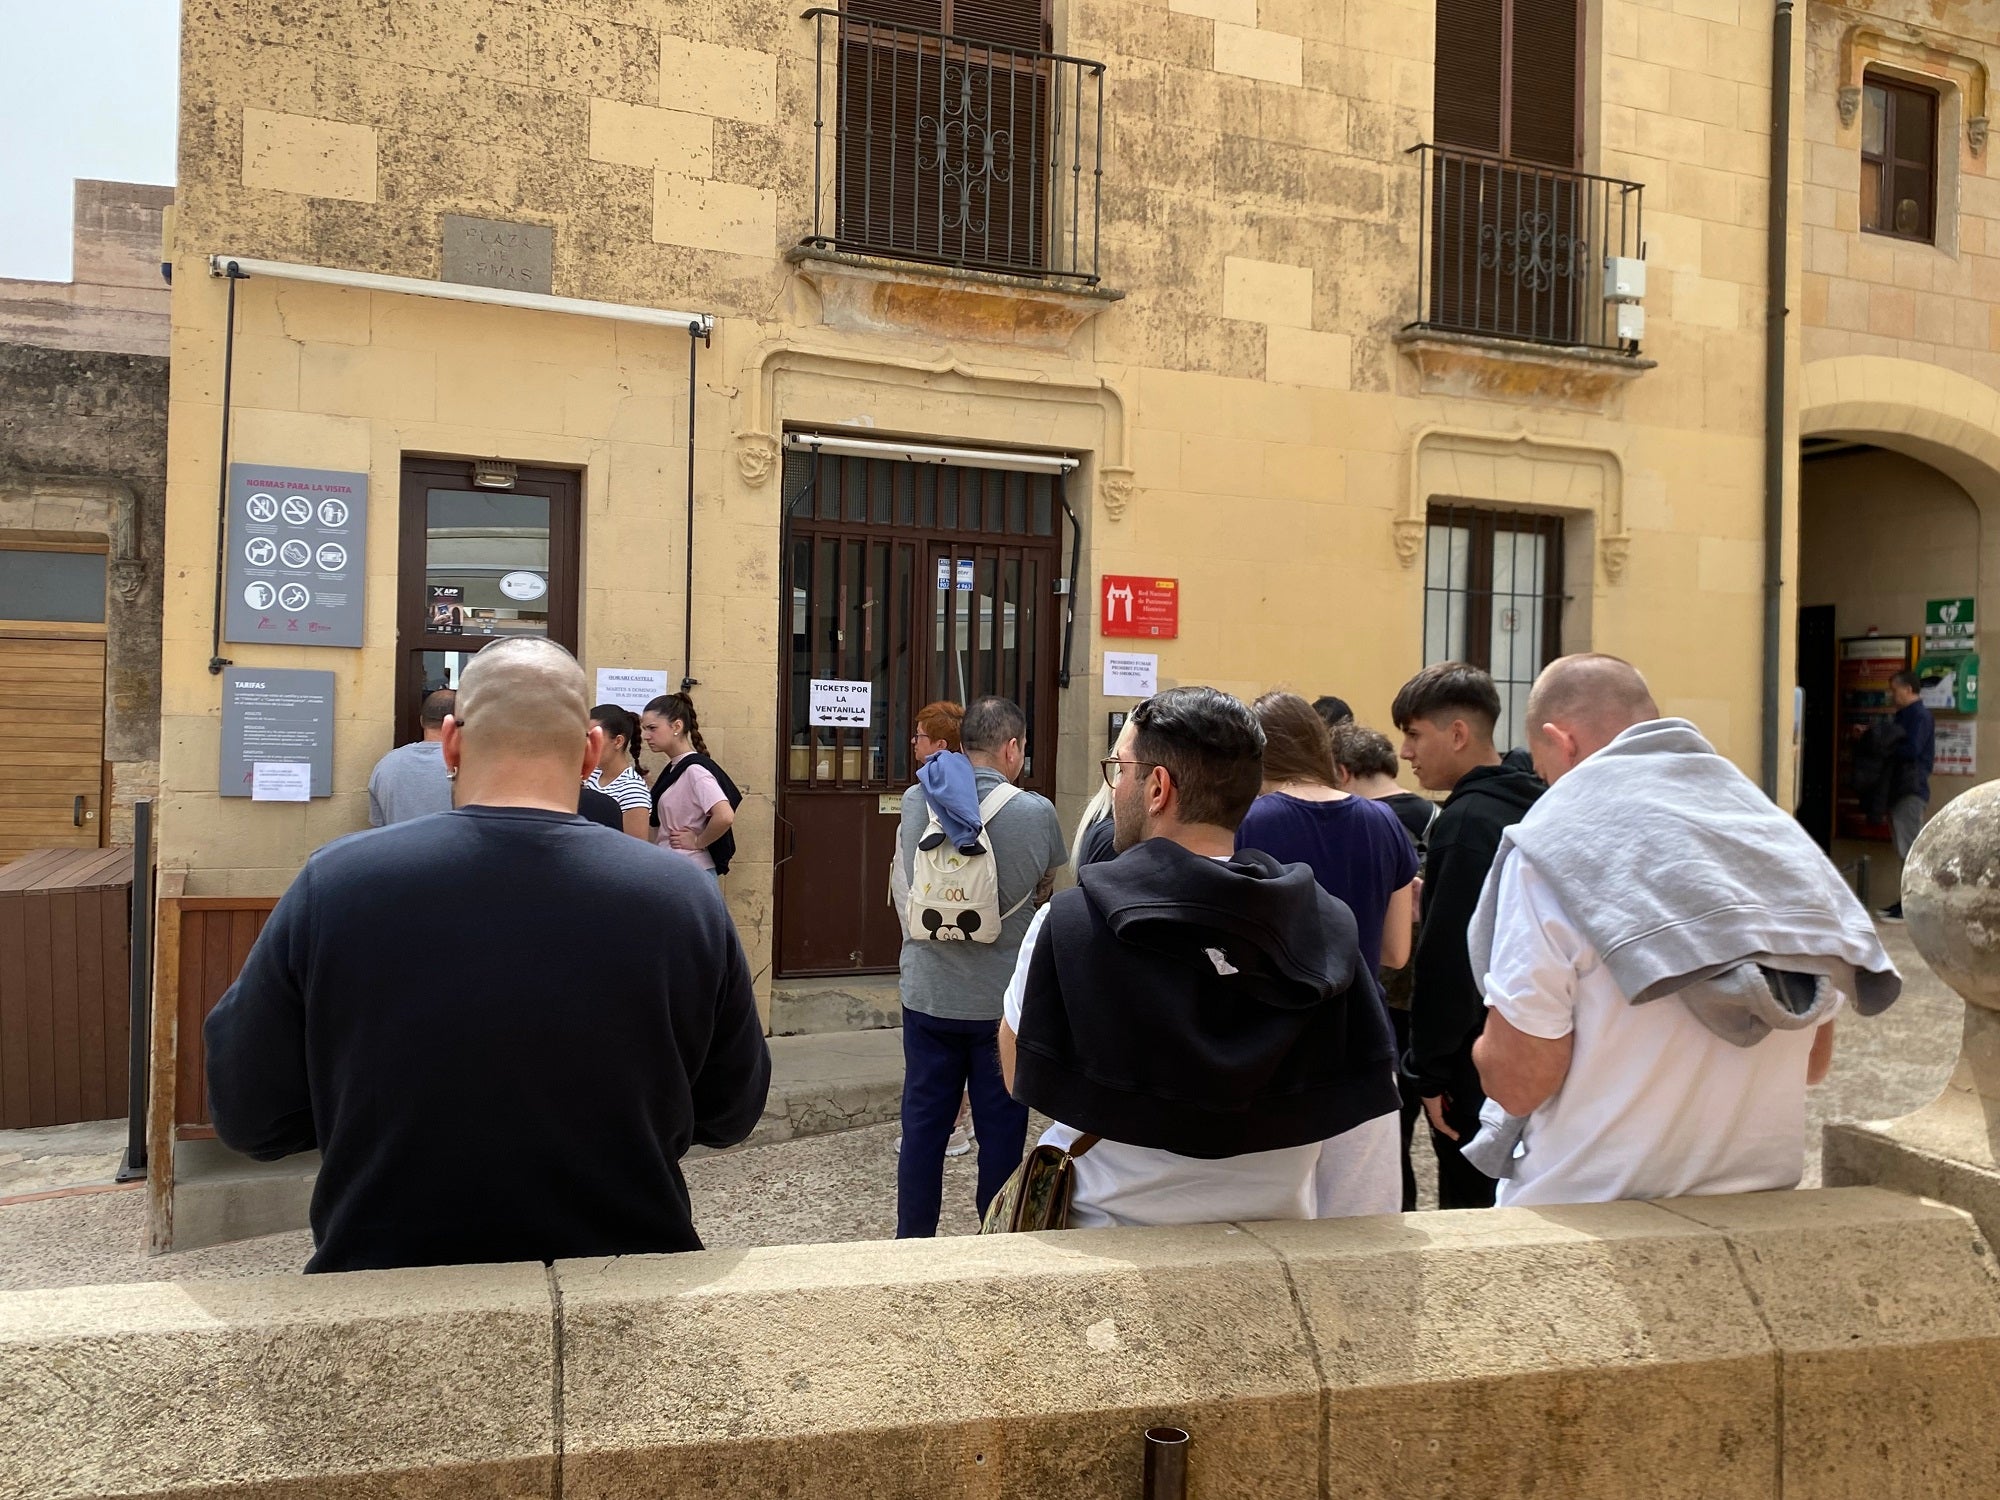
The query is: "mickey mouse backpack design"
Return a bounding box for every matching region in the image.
[906,782,1027,943]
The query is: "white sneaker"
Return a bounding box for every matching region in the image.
[945,1121,974,1157]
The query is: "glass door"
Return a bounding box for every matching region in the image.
[395,459,580,744]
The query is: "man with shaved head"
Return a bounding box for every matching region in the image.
[205,638,770,1272]
[1465,654,1897,1207]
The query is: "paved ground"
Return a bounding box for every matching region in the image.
[0,922,1962,1292]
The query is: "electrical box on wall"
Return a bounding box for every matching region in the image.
[1615,303,1646,341]
[1604,257,1646,301]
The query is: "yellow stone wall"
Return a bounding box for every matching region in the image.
[163,0,1815,1000]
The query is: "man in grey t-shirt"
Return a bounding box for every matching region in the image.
[368,689,456,827]
[895,696,1067,1237]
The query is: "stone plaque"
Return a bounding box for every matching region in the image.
[441,215,555,295]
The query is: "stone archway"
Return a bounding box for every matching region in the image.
[1797,354,2000,883]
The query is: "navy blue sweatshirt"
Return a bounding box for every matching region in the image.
[205,806,771,1273]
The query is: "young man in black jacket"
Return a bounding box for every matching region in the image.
[1393,662,1544,1208]
[205,638,771,1272]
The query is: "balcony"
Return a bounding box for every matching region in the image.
[799,7,1106,287]
[1406,143,1646,355]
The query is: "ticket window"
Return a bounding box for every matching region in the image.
[395,459,580,745]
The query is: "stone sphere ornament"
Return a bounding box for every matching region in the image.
[1903,780,2000,1013]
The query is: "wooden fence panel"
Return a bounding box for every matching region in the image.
[0,848,133,1128]
[173,902,277,1131]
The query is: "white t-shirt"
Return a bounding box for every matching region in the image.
[1483,857,1839,1208]
[1002,905,1397,1228]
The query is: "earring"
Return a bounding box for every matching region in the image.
[445,765,458,780]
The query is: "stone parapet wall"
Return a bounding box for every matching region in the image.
[5,1188,1998,1499]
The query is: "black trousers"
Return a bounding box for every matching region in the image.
[1427,1084,1496,1210]
[1389,1008,1421,1212]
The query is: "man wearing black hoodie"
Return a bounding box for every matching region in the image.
[999,687,1400,1228]
[1393,662,1544,1208]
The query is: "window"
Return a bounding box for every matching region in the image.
[1861,76,1938,242]
[1423,504,1565,750]
[1426,0,1593,345]
[0,546,107,625]
[834,0,1055,273]
[1433,0,1582,168]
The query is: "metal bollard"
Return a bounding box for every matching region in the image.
[1143,1426,1189,1500]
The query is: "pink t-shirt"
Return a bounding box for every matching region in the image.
[654,757,727,870]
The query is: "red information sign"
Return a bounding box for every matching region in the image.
[1101,575,1179,639]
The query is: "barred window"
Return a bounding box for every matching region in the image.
[1423,504,1565,750]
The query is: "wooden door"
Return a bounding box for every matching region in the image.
[774,448,1063,977]
[1796,604,1837,850]
[0,634,107,863]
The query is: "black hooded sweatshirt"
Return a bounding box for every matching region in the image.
[1012,839,1399,1158]
[1404,760,1545,1104]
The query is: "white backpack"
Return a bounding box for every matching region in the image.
[906,782,1026,944]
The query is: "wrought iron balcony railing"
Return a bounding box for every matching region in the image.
[1408,143,1646,355]
[801,7,1105,284]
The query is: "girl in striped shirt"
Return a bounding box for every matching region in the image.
[588,704,654,840]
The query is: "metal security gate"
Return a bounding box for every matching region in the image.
[775,446,1063,977]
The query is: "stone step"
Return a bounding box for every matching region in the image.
[164,1029,907,1252]
[768,976,902,1036]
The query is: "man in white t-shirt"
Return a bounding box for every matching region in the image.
[1470,655,1898,1207]
[998,687,1400,1229]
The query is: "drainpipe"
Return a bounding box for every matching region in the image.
[681,318,710,693]
[207,261,245,675]
[1761,0,1794,797]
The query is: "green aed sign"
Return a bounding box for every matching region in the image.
[1925,597,1976,652]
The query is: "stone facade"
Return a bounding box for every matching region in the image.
[157,0,1819,1000]
[0,182,172,843]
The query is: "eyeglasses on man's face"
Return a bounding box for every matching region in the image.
[1100,757,1164,788]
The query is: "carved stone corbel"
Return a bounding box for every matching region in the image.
[734,432,779,487]
[1601,534,1631,583]
[1393,516,1426,569]
[1099,466,1134,522]
[1971,116,1990,155]
[1838,85,1862,128]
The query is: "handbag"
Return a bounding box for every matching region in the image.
[979,1134,1101,1234]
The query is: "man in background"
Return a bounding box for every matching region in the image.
[1393,662,1543,1208]
[895,696,1067,1237]
[367,688,455,826]
[1881,668,1935,922]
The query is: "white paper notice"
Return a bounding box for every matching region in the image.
[809,678,873,727]
[1103,652,1158,697]
[595,667,670,714]
[251,761,312,802]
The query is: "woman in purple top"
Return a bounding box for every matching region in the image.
[1236,691,1418,1218]
[1236,693,1417,975]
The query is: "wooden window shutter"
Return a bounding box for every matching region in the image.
[1432,0,1578,166]
[835,0,1052,270]
[1507,0,1580,167]
[947,0,1048,50]
[844,0,943,29]
[1434,0,1504,154]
